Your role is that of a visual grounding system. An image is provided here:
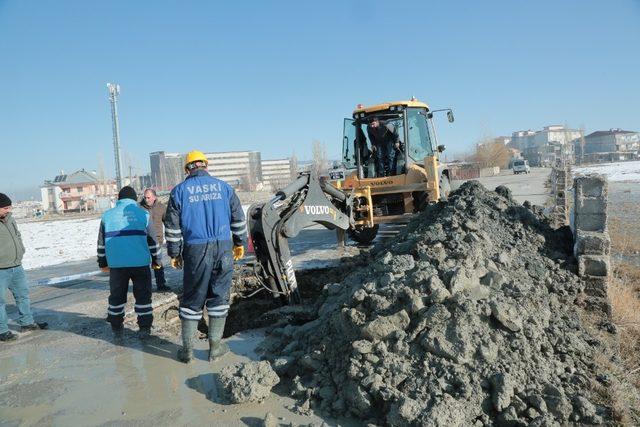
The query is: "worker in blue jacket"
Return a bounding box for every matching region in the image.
[97,186,160,340]
[164,150,246,363]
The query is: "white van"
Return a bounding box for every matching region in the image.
[513,159,530,174]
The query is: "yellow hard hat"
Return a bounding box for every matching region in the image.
[185,150,208,169]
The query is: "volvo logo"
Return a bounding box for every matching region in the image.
[300,204,338,220]
[303,205,330,215]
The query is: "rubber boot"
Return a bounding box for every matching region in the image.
[111,324,124,343]
[208,317,229,362]
[177,320,197,363]
[138,326,151,340]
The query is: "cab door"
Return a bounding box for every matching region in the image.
[342,118,357,170]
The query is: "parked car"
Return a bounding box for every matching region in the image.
[513,159,530,174]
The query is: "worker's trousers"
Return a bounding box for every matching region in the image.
[0,266,34,334]
[374,143,394,177]
[179,240,233,322]
[107,266,153,328]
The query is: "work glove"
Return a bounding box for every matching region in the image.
[100,267,110,273]
[233,245,245,261]
[170,255,183,270]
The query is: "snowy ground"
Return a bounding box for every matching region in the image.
[574,160,640,182]
[20,218,101,270]
[19,205,254,271]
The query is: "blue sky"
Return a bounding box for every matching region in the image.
[1,0,639,200]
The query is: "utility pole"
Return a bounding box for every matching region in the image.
[107,83,125,189]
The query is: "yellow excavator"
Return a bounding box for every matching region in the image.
[248,98,454,304]
[333,98,454,243]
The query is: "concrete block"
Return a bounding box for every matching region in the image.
[575,196,608,215]
[574,175,608,199]
[574,230,611,256]
[578,255,610,277]
[583,276,609,298]
[574,213,607,232]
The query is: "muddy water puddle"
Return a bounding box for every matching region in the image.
[0,327,334,426]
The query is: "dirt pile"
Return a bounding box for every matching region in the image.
[218,360,280,403]
[259,181,612,426]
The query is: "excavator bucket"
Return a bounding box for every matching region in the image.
[247,172,352,304]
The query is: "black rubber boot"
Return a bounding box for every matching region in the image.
[0,331,17,342]
[111,324,124,342]
[20,322,48,332]
[208,317,229,362]
[138,326,151,340]
[177,320,197,363]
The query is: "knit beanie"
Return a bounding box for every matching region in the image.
[118,186,137,201]
[0,193,11,208]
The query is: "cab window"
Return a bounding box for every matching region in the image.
[407,108,434,161]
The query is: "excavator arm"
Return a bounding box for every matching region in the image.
[247,172,353,304]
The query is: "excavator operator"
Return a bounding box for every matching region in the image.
[366,116,402,177]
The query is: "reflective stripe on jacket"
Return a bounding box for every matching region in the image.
[164,170,246,258]
[97,199,158,268]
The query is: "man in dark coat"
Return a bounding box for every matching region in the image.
[140,189,170,292]
[367,116,402,177]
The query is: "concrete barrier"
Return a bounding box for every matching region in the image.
[479,166,500,177]
[573,174,611,311]
[550,165,570,226]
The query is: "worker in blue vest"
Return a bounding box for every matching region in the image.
[97,186,160,340]
[164,150,246,363]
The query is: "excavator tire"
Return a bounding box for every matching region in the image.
[348,224,379,245]
[413,191,430,212]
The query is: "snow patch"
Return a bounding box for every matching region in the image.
[573,160,640,182]
[20,218,101,270]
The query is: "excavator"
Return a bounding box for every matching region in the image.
[247,99,453,304]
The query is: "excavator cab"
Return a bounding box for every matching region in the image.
[337,99,454,244]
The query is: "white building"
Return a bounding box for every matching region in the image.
[261,158,295,191]
[41,169,117,213]
[205,151,262,190]
[149,151,184,190]
[512,125,582,166]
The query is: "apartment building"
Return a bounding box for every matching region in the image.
[205,151,262,190]
[261,158,295,191]
[41,169,116,213]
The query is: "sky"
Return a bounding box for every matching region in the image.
[1,0,639,200]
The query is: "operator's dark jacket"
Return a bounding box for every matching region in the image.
[140,199,166,245]
[367,122,401,148]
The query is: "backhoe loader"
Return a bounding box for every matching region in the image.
[335,98,454,244]
[247,99,454,304]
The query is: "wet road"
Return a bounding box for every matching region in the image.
[472,167,550,205]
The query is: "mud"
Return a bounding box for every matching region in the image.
[256,181,619,426]
[0,319,352,426]
[225,258,368,338]
[219,361,280,403]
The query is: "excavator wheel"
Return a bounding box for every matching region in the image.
[413,191,430,212]
[348,224,379,245]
